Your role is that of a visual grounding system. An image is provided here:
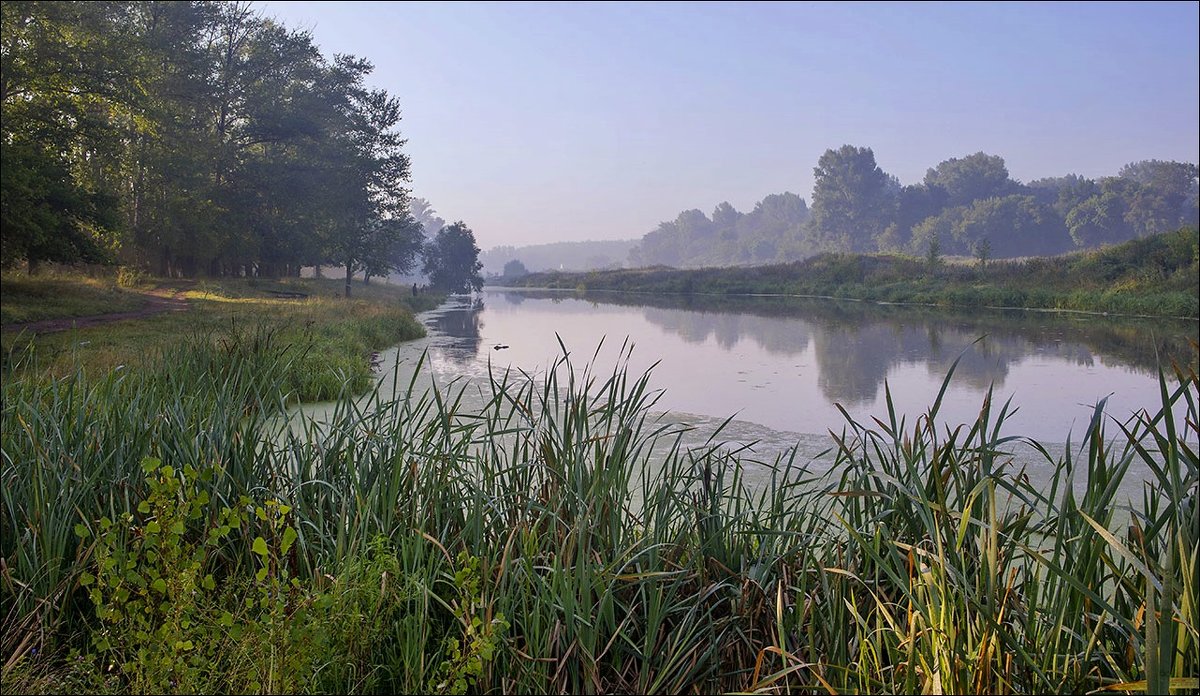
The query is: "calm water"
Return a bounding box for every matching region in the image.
[295,288,1196,488]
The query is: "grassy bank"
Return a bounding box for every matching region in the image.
[2,275,441,403]
[0,271,150,325]
[2,333,1196,694]
[507,227,1200,319]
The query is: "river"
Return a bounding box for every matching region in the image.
[292,288,1197,494]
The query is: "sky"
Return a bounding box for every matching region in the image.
[256,1,1200,250]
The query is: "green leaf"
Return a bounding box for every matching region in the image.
[252,536,269,557]
[218,611,234,627]
[145,521,161,534]
[141,457,161,474]
[151,578,167,594]
[281,527,297,555]
[256,566,269,582]
[79,572,95,587]
[137,501,151,514]
[74,523,90,539]
[202,574,216,591]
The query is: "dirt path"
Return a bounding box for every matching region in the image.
[1,287,192,335]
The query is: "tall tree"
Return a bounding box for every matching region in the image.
[809,145,895,252]
[923,152,1015,208]
[1,1,136,270]
[423,221,483,293]
[318,55,414,296]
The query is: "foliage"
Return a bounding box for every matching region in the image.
[501,259,528,280]
[0,1,425,280]
[1,330,1196,694]
[514,227,1200,319]
[423,222,484,293]
[626,147,1197,268]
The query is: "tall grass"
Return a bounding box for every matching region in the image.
[2,333,1196,693]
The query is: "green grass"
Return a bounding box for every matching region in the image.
[2,276,438,402]
[507,227,1200,319]
[0,272,149,325]
[2,329,1196,694]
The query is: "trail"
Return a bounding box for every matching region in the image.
[1,286,192,335]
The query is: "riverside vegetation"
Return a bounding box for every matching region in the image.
[1,271,1197,694]
[508,227,1200,320]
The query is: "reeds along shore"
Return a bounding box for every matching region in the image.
[2,335,1197,694]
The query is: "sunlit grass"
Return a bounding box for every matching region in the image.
[2,275,435,402]
[0,272,149,325]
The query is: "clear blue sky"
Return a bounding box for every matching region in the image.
[257,1,1200,249]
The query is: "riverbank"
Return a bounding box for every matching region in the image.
[1,273,442,402]
[504,227,1200,319]
[2,321,1197,694]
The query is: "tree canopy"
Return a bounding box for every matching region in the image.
[423,222,484,293]
[1,0,428,287]
[630,146,1198,267]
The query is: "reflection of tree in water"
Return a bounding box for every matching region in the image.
[501,291,526,306]
[641,308,812,354]
[503,290,1194,406]
[432,298,486,364]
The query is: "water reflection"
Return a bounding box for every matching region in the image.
[506,290,1191,406]
[430,297,485,362]
[406,289,1194,444]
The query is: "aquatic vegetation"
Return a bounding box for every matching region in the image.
[1,338,1196,694]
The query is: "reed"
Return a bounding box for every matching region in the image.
[2,333,1196,694]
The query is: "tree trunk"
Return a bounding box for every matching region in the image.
[344,260,353,298]
[314,264,323,279]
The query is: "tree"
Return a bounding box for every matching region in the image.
[408,197,445,238]
[1065,186,1131,247]
[809,145,895,252]
[955,195,1068,257]
[502,259,528,279]
[1,1,136,270]
[317,55,413,297]
[423,221,483,293]
[1118,160,1200,237]
[923,152,1015,208]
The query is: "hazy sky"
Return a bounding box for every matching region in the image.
[257,1,1199,249]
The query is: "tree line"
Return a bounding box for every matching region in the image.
[1,1,483,294]
[632,147,1199,268]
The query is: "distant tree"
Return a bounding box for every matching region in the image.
[1027,174,1099,220]
[883,184,946,251]
[1066,185,1132,247]
[409,197,446,238]
[810,145,895,252]
[502,258,528,279]
[361,217,425,284]
[741,192,810,262]
[911,206,964,257]
[954,195,1068,257]
[632,218,685,267]
[924,152,1015,208]
[1118,160,1199,236]
[423,221,483,293]
[974,237,991,269]
[925,234,942,271]
[711,201,742,230]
